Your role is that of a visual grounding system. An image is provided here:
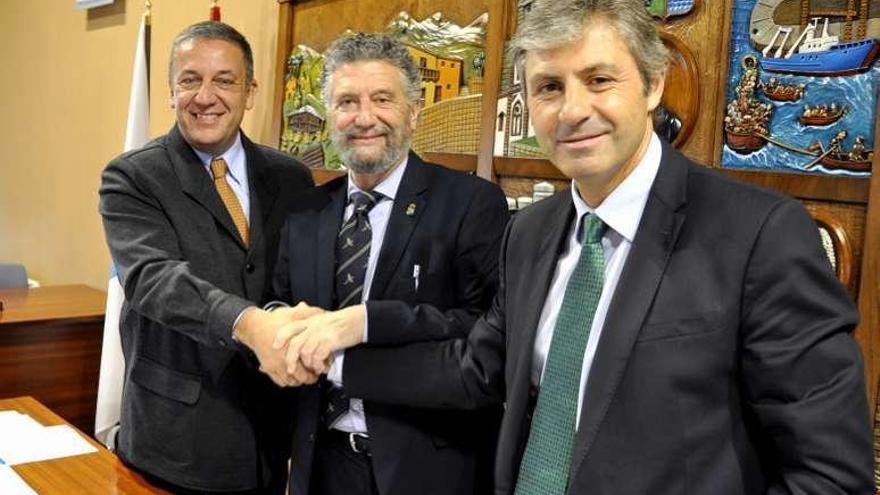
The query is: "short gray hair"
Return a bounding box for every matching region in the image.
[321,33,421,106]
[511,0,668,94]
[169,21,254,86]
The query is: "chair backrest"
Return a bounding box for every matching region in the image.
[0,263,28,289]
[810,209,854,291]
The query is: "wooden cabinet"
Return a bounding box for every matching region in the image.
[0,285,106,434]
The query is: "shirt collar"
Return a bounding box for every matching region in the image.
[346,155,409,203]
[570,132,662,243]
[193,132,246,186]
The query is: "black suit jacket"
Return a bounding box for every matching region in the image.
[99,126,313,491]
[273,153,509,495]
[342,143,873,494]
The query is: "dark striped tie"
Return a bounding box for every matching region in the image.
[324,189,384,426]
[334,190,383,309]
[514,213,607,495]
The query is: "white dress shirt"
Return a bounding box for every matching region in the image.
[532,133,662,430]
[330,156,409,434]
[192,133,250,223]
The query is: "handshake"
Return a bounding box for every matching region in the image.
[233,302,366,387]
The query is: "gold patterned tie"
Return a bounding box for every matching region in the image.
[210,158,249,246]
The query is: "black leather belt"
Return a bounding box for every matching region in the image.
[327,429,371,456]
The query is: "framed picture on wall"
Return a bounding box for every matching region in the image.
[278,3,490,171]
[721,0,878,176]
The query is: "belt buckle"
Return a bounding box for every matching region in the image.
[348,432,368,454]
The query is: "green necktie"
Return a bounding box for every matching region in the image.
[515,213,607,495]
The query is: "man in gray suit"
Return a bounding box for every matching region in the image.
[100,21,313,494]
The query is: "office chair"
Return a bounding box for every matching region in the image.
[0,263,28,288]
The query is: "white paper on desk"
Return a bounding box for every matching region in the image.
[0,422,97,465]
[0,411,42,437]
[0,465,37,495]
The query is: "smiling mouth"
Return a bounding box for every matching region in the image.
[193,113,223,122]
[559,133,604,143]
[557,132,607,148]
[350,134,385,143]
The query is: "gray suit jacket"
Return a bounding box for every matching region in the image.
[341,142,873,494]
[99,125,313,491]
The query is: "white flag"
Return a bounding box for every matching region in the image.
[95,14,150,449]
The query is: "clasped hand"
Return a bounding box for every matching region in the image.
[234,302,366,387]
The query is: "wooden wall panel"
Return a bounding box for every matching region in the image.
[657,1,731,164]
[860,107,880,436]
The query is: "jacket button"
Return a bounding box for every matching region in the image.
[245,262,255,273]
[219,338,228,347]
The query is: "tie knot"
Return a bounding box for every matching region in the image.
[350,190,383,215]
[581,214,606,244]
[210,158,228,180]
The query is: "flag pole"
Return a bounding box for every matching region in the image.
[95,0,152,449]
[144,0,151,99]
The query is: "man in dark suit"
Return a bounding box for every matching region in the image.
[99,21,313,493]
[280,1,874,493]
[268,34,509,495]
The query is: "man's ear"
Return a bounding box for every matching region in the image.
[646,72,666,113]
[409,102,420,129]
[246,79,258,111]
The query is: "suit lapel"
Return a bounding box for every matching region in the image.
[369,153,429,298]
[502,193,576,479]
[242,133,277,253]
[168,125,246,250]
[316,178,347,309]
[512,193,576,389]
[569,143,687,474]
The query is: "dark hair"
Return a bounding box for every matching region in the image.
[169,21,254,85]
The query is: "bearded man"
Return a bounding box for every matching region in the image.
[270,33,510,495]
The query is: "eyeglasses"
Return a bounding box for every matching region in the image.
[175,76,246,94]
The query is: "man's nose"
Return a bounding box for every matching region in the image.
[353,101,378,127]
[192,82,219,105]
[558,83,593,126]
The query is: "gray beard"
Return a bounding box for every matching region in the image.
[331,129,410,175]
[341,146,398,175]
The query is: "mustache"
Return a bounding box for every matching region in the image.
[341,125,391,140]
